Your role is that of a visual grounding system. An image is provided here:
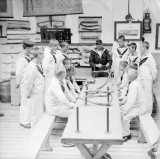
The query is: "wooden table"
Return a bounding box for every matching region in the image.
[61,78,123,159]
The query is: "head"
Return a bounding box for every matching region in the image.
[96,39,103,50]
[128,62,138,71]
[49,39,59,52]
[140,41,149,55]
[119,60,128,72]
[63,58,71,70]
[66,66,76,78]
[23,40,35,55]
[128,43,137,54]
[32,47,44,63]
[117,35,125,48]
[55,69,66,82]
[60,41,69,53]
[127,69,138,82]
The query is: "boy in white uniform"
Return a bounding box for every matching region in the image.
[25,48,45,127]
[42,39,59,93]
[139,41,157,114]
[121,69,147,142]
[128,43,139,64]
[112,35,129,78]
[55,41,69,72]
[45,69,75,117]
[16,40,35,128]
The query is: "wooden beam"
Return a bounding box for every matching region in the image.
[76,144,93,159]
[94,144,111,159]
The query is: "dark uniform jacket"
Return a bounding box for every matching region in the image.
[89,47,112,71]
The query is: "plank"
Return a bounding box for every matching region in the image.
[18,113,55,159]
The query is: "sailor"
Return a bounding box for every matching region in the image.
[112,35,129,78]
[42,39,59,93]
[45,69,76,117]
[15,40,35,128]
[89,39,112,77]
[138,41,157,114]
[121,69,147,142]
[24,47,45,127]
[128,43,139,64]
[56,41,70,72]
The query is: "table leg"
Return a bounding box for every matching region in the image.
[75,143,111,159]
[94,144,111,159]
[92,144,98,155]
[76,144,93,159]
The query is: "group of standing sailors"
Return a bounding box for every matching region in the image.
[15,35,157,143]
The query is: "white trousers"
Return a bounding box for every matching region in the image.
[141,79,153,114]
[30,93,44,127]
[122,107,146,136]
[20,84,31,125]
[47,106,72,118]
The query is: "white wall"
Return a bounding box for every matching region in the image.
[3,0,160,53]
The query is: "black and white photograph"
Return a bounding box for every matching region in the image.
[0,0,160,159]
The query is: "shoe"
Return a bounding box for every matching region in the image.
[62,143,75,148]
[123,134,131,142]
[20,123,31,129]
[0,113,4,117]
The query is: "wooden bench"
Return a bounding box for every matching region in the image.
[18,112,56,159]
[138,113,160,147]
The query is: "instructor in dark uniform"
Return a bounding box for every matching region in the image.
[89,39,112,77]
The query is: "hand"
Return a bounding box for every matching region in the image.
[27,95,30,99]
[96,64,102,68]
[15,84,19,89]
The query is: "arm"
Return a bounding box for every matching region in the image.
[42,52,50,75]
[150,56,157,81]
[72,77,81,93]
[105,50,112,68]
[25,66,37,97]
[16,58,26,86]
[63,79,77,103]
[119,73,128,89]
[121,83,137,114]
[53,82,75,108]
[89,51,96,69]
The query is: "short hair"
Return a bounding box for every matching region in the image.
[118,35,125,41]
[129,43,137,50]
[60,41,69,48]
[66,66,76,77]
[142,41,149,50]
[96,39,103,45]
[128,69,138,81]
[129,62,138,70]
[62,58,71,65]
[33,47,43,58]
[119,60,128,68]
[49,39,59,47]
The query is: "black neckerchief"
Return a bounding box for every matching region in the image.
[24,55,31,63]
[50,51,57,63]
[132,56,138,62]
[117,48,128,58]
[62,53,68,58]
[125,82,131,96]
[139,57,148,67]
[36,64,45,77]
[60,83,65,92]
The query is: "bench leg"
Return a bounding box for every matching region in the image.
[43,136,52,151]
[138,129,147,143]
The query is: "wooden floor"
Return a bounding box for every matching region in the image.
[0,53,160,159]
[0,102,158,159]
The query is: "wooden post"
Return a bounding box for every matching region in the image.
[106,107,109,133]
[85,85,88,105]
[107,87,109,102]
[76,107,80,132]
